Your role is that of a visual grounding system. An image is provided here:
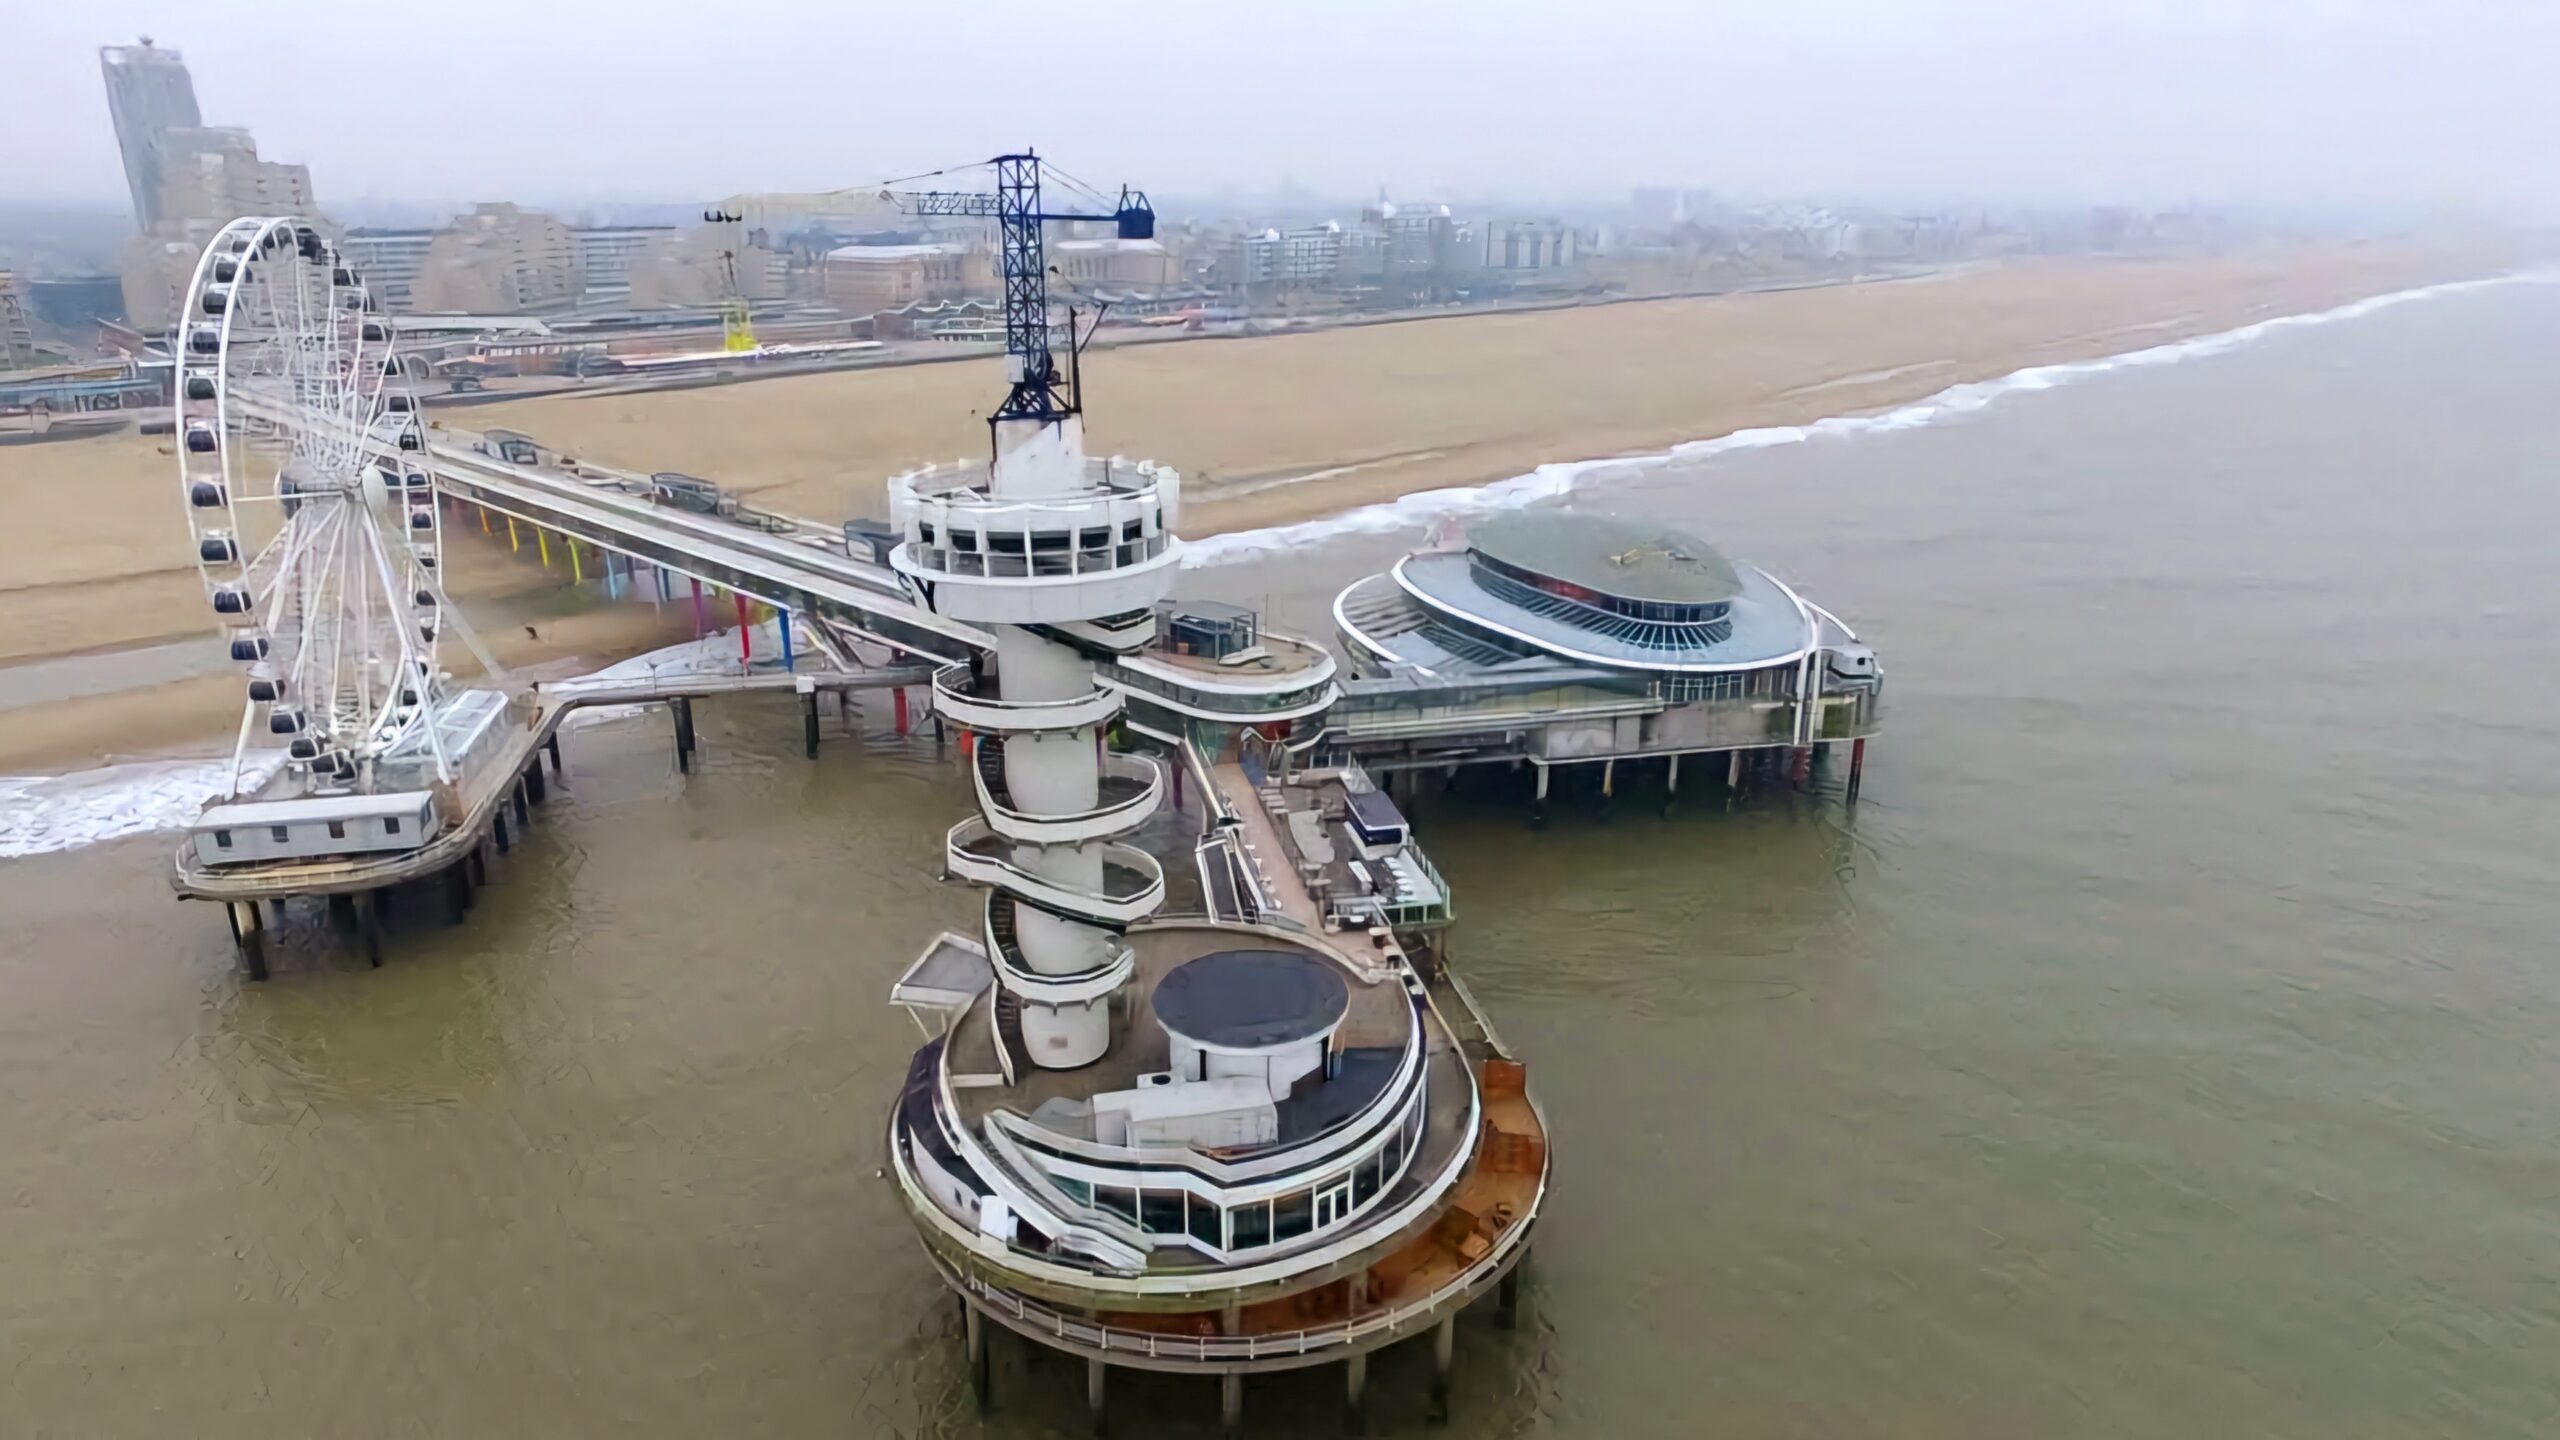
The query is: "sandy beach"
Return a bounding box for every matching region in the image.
[0,239,2520,775]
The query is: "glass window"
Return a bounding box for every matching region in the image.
[270,826,290,843]
[1354,1149,1384,1205]
[1095,1186,1137,1225]
[327,820,346,839]
[1187,1193,1222,1249]
[1051,1177,1092,1208]
[1273,1189,1313,1242]
[383,817,401,835]
[1140,1190,1183,1235]
[214,830,233,849]
[1230,1200,1271,1249]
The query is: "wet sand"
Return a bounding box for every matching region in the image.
[0,240,2519,775]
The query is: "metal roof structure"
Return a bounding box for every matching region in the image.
[1153,949,1351,1051]
[1394,549,1816,673]
[1468,511,1742,606]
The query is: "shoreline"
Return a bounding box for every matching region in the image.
[0,241,2535,798]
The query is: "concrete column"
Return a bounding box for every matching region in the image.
[357,890,383,969]
[467,846,486,886]
[803,690,821,759]
[494,810,511,853]
[1530,762,1550,829]
[512,776,529,824]
[1848,737,1867,799]
[1429,1313,1456,1423]
[1499,1251,1525,1330]
[445,863,470,924]
[1344,1350,1370,1434]
[1221,1372,1244,1436]
[964,1302,988,1411]
[525,762,547,805]
[1727,749,1743,789]
[1086,1358,1108,1436]
[546,733,563,775]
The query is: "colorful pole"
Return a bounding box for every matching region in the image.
[893,687,910,735]
[690,577,706,637]
[507,516,519,552]
[735,592,751,664]
[569,539,583,585]
[778,610,795,671]
[479,505,491,535]
[537,528,551,569]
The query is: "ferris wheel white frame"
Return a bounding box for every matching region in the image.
[175,216,455,796]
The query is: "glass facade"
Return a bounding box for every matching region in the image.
[1040,1094,1423,1257]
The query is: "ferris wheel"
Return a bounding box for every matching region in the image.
[176,216,453,793]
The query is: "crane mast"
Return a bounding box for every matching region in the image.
[895,151,1154,444]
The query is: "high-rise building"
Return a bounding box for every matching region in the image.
[569,226,674,303]
[100,40,204,231]
[156,127,315,225]
[625,223,786,310]
[340,229,437,310]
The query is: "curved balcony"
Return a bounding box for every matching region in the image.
[984,892,1136,1006]
[975,738,1162,846]
[944,817,1166,928]
[931,663,1123,735]
[889,456,1180,576]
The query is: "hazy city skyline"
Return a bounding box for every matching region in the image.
[7,1,2559,220]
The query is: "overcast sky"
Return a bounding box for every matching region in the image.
[9,0,2557,219]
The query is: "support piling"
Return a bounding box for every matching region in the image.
[964,1303,989,1411]
[1430,1314,1457,1424]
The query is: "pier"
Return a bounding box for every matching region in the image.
[178,660,932,976]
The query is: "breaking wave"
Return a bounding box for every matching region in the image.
[1182,269,2554,566]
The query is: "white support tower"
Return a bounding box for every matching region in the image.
[891,416,1183,1069]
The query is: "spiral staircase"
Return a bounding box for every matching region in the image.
[891,418,1184,1071]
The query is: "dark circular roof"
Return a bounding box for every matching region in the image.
[1469,511,1742,605]
[1153,949,1350,1051]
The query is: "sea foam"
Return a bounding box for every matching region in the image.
[1181,269,2552,567]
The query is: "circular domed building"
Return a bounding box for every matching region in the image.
[1333,509,1883,806]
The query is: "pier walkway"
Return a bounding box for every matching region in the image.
[178,660,934,973]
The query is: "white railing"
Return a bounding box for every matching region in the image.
[927,1187,1537,1363]
[975,749,1161,846]
[944,818,1166,926]
[931,664,1124,733]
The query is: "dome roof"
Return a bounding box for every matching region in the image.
[1467,511,1742,606]
[1153,949,1349,1052]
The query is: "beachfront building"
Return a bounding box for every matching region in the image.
[100,40,203,231]
[822,242,993,313]
[1331,511,1884,812]
[412,205,583,315]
